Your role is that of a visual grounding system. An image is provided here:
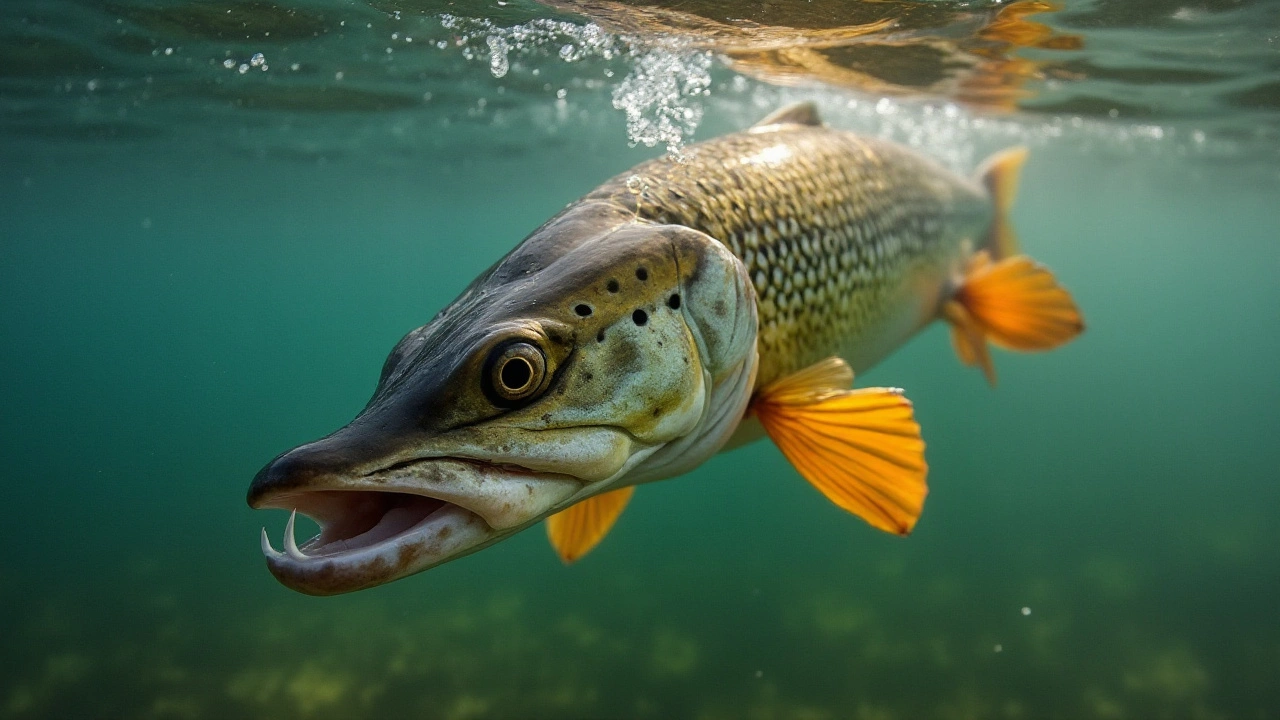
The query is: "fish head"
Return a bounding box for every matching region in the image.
[248,211,758,595]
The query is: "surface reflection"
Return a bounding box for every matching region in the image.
[541,0,1083,110]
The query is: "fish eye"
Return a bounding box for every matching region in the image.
[486,341,546,403]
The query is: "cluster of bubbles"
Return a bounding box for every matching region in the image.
[440,14,712,154]
[611,48,712,154]
[222,52,268,75]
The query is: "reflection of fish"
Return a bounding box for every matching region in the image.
[542,0,1082,111]
[249,103,1082,595]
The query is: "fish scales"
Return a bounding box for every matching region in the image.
[586,124,991,386]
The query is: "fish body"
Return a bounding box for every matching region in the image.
[584,113,991,386]
[248,103,1082,594]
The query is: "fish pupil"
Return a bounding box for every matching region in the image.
[632,309,648,326]
[501,357,533,391]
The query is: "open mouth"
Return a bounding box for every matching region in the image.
[251,457,584,595]
[265,491,453,559]
[259,489,495,596]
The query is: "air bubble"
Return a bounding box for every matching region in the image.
[487,35,510,78]
[249,52,265,67]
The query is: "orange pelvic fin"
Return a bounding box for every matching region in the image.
[945,251,1085,385]
[976,146,1028,260]
[753,357,928,536]
[545,486,634,564]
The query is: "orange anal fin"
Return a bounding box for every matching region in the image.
[545,486,634,564]
[943,299,997,386]
[754,358,928,536]
[955,253,1085,353]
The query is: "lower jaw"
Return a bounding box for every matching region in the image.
[263,504,494,596]
[255,458,589,594]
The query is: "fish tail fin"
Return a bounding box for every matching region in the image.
[976,146,1028,260]
[545,486,634,564]
[753,357,928,536]
[944,252,1085,386]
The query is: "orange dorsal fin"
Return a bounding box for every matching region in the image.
[753,358,928,536]
[944,251,1085,385]
[545,486,634,564]
[976,146,1028,260]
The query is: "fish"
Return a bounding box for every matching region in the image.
[248,102,1083,595]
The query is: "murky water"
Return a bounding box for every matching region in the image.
[1,0,1278,718]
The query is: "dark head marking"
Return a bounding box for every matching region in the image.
[606,279,620,293]
[636,267,648,281]
[596,330,605,342]
[574,303,592,317]
[632,309,648,326]
[667,294,681,310]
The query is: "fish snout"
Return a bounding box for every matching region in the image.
[248,441,344,509]
[247,423,402,508]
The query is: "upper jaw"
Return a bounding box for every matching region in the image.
[251,455,582,596]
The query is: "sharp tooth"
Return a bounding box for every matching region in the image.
[261,527,283,558]
[284,509,307,561]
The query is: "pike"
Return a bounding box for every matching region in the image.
[248,102,1083,595]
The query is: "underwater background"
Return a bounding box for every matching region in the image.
[2,0,1278,717]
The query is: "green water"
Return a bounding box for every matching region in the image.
[2,0,1279,717]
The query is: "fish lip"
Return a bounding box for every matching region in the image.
[254,457,582,595]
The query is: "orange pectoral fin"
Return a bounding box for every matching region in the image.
[754,358,928,536]
[545,486,635,564]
